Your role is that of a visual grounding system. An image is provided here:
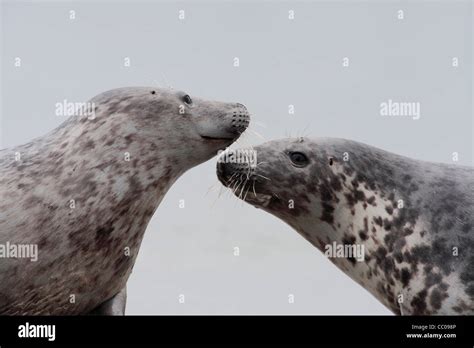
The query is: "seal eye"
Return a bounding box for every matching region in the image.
[183,94,193,105]
[289,152,309,167]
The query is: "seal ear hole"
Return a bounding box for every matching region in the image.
[183,94,193,105]
[329,157,334,166]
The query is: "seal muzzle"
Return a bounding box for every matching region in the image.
[230,104,250,135]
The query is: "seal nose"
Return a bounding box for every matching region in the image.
[216,161,229,185]
[216,148,255,187]
[216,149,237,185]
[231,104,250,135]
[216,161,237,187]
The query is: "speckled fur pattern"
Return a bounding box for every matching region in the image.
[217,137,473,315]
[0,86,249,315]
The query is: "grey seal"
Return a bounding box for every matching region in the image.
[0,86,250,315]
[217,137,473,315]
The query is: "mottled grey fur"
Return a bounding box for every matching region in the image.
[217,137,473,315]
[0,87,249,315]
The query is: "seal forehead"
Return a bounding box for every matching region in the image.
[91,87,182,108]
[256,137,314,156]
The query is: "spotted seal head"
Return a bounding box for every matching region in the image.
[217,137,473,315]
[0,86,250,315]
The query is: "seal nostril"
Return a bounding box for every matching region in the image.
[230,110,250,135]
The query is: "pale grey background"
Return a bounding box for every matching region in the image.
[0,0,472,314]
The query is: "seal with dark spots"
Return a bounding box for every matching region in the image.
[217,137,473,315]
[0,87,250,315]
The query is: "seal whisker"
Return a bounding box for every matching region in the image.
[237,174,249,200]
[232,176,244,195]
[242,180,251,203]
[252,120,267,128]
[238,178,248,200]
[247,128,266,141]
[205,181,221,197]
[299,122,312,138]
[243,181,252,202]
[244,180,255,201]
[160,74,172,90]
[217,183,225,198]
[210,184,226,208]
[225,172,238,186]
[228,137,253,152]
[229,180,238,194]
[255,173,270,181]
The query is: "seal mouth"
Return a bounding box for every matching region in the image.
[216,152,278,208]
[216,163,276,208]
[243,192,273,208]
[201,135,235,141]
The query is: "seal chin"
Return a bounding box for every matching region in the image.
[200,135,235,141]
[200,135,237,154]
[244,192,273,208]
